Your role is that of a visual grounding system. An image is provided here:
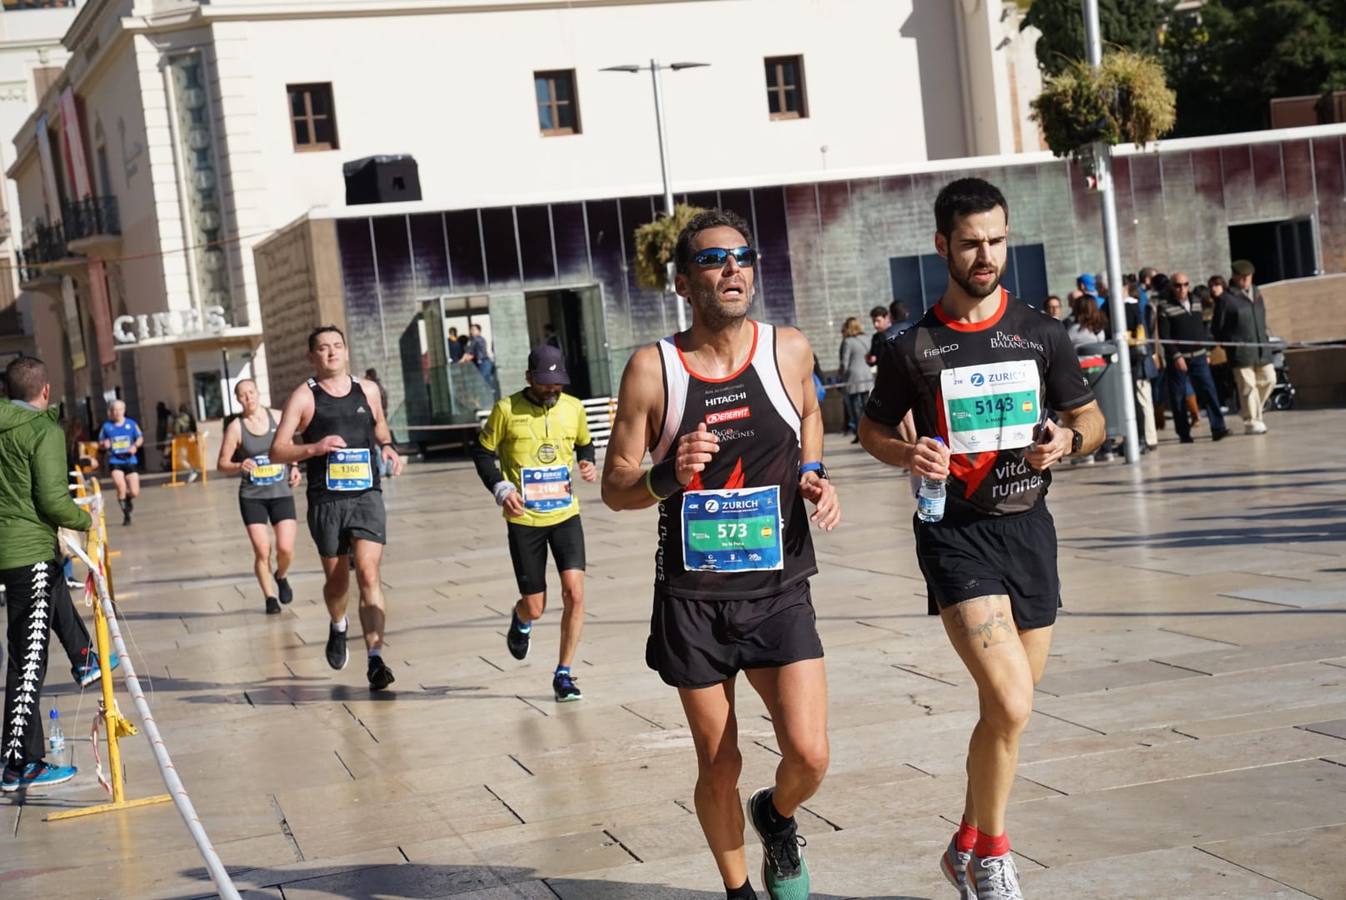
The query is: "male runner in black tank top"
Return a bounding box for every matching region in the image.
[603,210,841,900]
[860,179,1105,899]
[270,326,404,692]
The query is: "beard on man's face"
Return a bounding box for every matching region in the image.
[950,255,1003,299]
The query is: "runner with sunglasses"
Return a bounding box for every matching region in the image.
[603,209,841,900]
[860,178,1105,900]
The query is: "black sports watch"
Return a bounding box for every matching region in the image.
[1068,427,1083,455]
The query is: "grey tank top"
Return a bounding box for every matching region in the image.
[235,411,292,500]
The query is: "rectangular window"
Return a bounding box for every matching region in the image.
[765,56,807,120]
[534,70,581,136]
[890,244,1050,311]
[287,83,338,151]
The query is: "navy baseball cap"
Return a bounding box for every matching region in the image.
[527,344,570,384]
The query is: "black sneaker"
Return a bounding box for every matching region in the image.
[265,596,281,615]
[747,788,810,899]
[325,622,349,670]
[276,574,293,605]
[553,670,582,702]
[506,610,531,661]
[1211,427,1229,442]
[367,656,395,691]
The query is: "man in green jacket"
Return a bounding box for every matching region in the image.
[1212,259,1276,435]
[0,356,93,792]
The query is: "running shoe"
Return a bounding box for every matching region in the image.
[265,596,281,615]
[1,761,77,793]
[325,621,349,670]
[939,838,975,899]
[276,573,293,605]
[971,852,1022,900]
[506,610,531,661]
[73,649,120,687]
[553,671,582,702]
[747,788,809,900]
[367,655,395,691]
[186,469,199,483]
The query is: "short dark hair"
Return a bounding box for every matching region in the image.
[4,356,48,402]
[890,300,910,322]
[308,325,345,351]
[673,209,754,274]
[869,305,890,320]
[934,177,1009,238]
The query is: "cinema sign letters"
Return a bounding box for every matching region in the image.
[114,306,230,346]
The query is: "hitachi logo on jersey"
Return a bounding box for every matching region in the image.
[705,391,748,407]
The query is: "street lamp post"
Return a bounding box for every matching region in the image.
[602,59,709,332]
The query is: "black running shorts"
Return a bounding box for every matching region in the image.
[239,495,297,527]
[646,579,824,689]
[306,491,386,558]
[108,462,137,476]
[914,501,1061,631]
[506,516,586,595]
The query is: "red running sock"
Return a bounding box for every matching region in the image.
[956,819,980,853]
[974,831,1011,858]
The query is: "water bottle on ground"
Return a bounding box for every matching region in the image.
[48,707,66,760]
[916,438,947,524]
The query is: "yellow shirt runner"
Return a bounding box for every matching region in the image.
[478,392,592,528]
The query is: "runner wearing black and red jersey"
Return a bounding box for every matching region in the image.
[860,178,1105,900]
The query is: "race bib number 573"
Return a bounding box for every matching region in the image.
[681,486,784,573]
[940,360,1041,454]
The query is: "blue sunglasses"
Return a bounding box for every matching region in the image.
[693,246,757,269]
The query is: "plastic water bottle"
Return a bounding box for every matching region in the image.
[916,438,947,524]
[48,708,66,758]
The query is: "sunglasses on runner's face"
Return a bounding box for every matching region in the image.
[692,246,756,269]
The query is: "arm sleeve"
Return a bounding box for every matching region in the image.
[33,425,92,532]
[1157,308,1178,361]
[1045,324,1096,411]
[472,402,507,491]
[862,341,913,426]
[574,403,594,462]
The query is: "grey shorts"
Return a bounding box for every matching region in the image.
[306,491,386,558]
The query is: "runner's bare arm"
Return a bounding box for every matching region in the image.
[601,345,666,510]
[268,385,330,464]
[858,417,950,479]
[779,327,840,530]
[1025,399,1105,470]
[216,419,247,475]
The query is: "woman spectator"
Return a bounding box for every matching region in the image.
[837,317,873,441]
[1066,295,1108,347]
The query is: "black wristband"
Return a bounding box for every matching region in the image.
[646,458,682,500]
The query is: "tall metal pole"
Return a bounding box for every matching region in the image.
[649,59,686,331]
[1082,0,1141,464]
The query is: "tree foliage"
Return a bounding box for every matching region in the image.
[632,204,707,292]
[1024,0,1346,137]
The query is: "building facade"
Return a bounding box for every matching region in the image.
[255,123,1346,441]
[8,0,1043,431]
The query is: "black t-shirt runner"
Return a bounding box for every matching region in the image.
[865,289,1094,520]
[302,376,381,504]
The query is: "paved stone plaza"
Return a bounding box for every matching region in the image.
[3,408,1345,899]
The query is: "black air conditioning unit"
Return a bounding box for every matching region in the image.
[343,155,422,206]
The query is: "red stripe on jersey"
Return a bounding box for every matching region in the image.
[724,457,745,490]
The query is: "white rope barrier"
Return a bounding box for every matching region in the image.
[60,533,242,900]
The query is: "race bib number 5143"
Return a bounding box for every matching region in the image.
[940,360,1041,454]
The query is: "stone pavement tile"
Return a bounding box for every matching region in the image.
[269,859,506,900]
[406,828,637,880]
[1221,580,1346,609]
[1034,661,1345,733]
[1008,760,1346,868]
[1035,659,1207,697]
[1302,719,1346,739]
[1019,845,1317,899]
[1150,610,1346,647]
[1153,637,1346,675]
[1198,823,1346,900]
[1171,700,1346,739]
[443,882,559,900]
[1017,726,1345,794]
[802,772,1057,831]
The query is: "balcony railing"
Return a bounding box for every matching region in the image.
[18,195,120,283]
[63,195,120,243]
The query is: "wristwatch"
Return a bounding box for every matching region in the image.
[800,461,829,480]
[1068,428,1083,455]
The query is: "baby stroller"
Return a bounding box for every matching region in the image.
[1266,336,1295,411]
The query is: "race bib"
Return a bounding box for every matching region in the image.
[521,466,573,512]
[940,360,1041,454]
[682,486,784,573]
[326,448,373,491]
[111,437,132,453]
[249,455,285,486]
